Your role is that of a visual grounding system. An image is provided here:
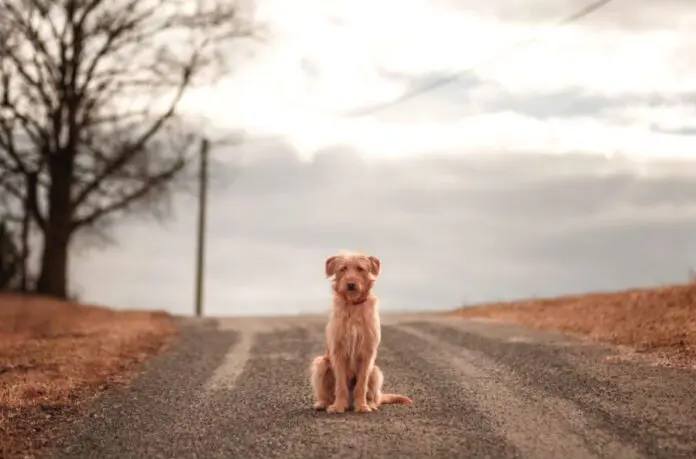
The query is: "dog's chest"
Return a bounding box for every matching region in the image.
[340,320,363,355]
[330,313,376,359]
[346,322,361,351]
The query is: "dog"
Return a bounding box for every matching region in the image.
[309,251,413,413]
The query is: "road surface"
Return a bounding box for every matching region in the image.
[47,314,696,459]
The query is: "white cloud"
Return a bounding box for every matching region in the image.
[479,27,696,97]
[276,114,696,161]
[601,104,696,132]
[175,0,696,161]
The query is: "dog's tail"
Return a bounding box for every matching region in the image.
[379,393,413,405]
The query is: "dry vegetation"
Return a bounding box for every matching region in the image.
[0,294,176,459]
[453,282,696,368]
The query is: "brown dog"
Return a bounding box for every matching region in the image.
[310,251,413,413]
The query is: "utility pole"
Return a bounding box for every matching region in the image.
[194,138,209,317]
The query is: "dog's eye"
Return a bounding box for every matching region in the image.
[339,266,347,272]
[356,266,365,272]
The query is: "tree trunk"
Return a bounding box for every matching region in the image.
[36,155,74,299]
[36,224,71,298]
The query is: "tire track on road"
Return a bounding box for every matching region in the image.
[203,327,255,392]
[407,320,696,459]
[180,324,322,459]
[370,325,525,459]
[47,320,239,459]
[392,323,643,459]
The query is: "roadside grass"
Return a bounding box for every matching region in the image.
[0,293,177,459]
[452,281,696,368]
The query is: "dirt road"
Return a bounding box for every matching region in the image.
[46,314,696,459]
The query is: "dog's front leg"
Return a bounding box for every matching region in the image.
[353,357,375,413]
[327,358,350,413]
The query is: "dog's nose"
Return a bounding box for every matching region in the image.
[346,282,356,291]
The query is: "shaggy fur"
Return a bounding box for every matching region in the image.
[310,251,413,413]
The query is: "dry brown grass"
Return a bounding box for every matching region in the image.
[452,282,696,369]
[0,293,177,459]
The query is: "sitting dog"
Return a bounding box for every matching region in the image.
[310,251,413,413]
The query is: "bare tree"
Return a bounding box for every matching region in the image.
[0,0,254,298]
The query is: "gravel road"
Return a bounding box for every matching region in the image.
[46,314,696,459]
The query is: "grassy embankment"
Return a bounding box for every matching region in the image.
[453,281,696,368]
[0,293,176,459]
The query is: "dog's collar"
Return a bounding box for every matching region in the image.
[346,291,372,306]
[348,297,369,306]
[335,290,370,306]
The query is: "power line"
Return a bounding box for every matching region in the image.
[339,0,618,119]
[215,0,618,147]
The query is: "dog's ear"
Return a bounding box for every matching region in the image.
[367,255,381,277]
[325,255,340,278]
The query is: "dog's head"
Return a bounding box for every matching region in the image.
[324,251,381,303]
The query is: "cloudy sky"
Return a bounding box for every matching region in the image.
[72,0,696,316]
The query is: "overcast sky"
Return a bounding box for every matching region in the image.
[71,0,696,316]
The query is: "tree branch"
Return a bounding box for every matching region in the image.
[72,158,185,229]
[71,63,193,207]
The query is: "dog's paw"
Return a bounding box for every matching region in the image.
[313,402,327,411]
[368,402,379,411]
[355,404,373,413]
[326,403,347,413]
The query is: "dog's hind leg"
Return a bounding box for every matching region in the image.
[366,364,384,410]
[367,365,413,408]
